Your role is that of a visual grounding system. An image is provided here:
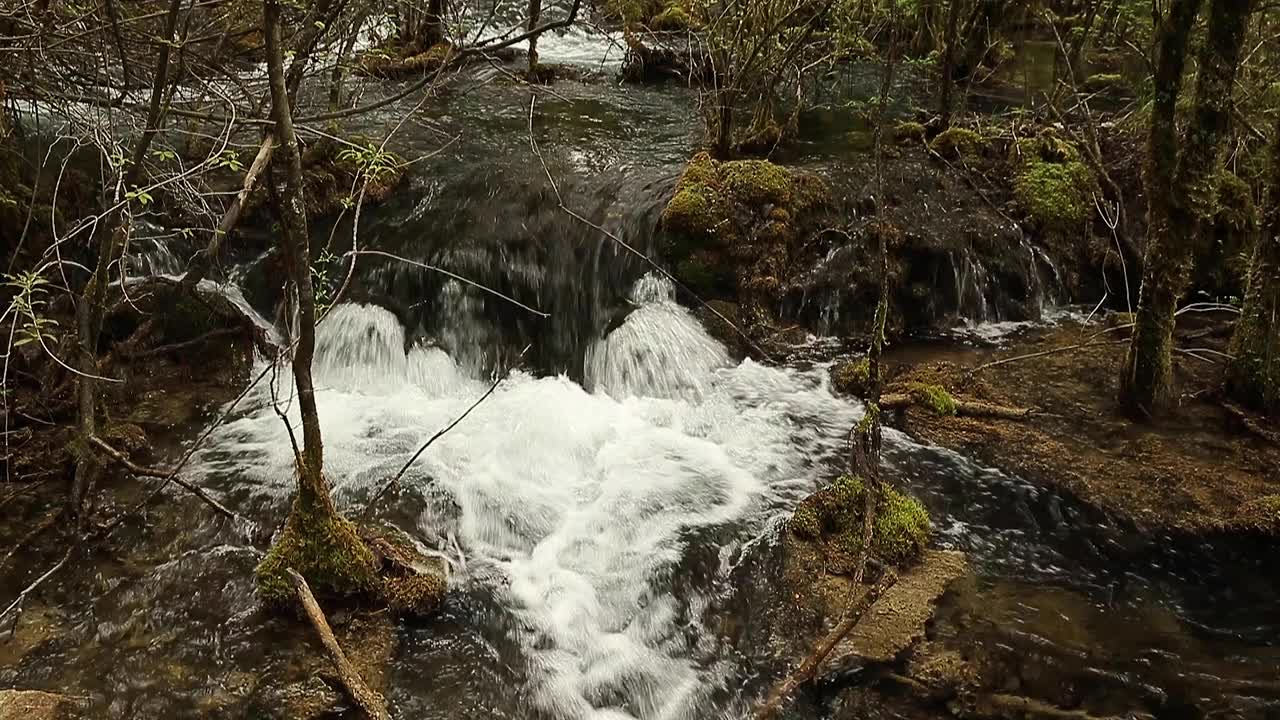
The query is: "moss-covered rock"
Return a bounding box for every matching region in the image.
[1010,134,1095,239]
[1083,72,1131,96]
[831,358,871,397]
[650,4,697,30]
[255,493,380,607]
[893,121,927,146]
[929,128,985,160]
[787,474,931,571]
[1235,495,1280,534]
[659,152,831,305]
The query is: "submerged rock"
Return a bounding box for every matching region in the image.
[819,549,968,672]
[0,690,74,720]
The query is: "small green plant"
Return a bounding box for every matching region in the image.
[337,142,400,181]
[311,250,341,315]
[4,270,59,349]
[125,187,153,207]
[210,149,245,172]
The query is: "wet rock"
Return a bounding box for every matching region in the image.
[0,690,72,720]
[658,152,832,336]
[819,550,968,673]
[362,523,450,617]
[694,300,745,358]
[262,676,344,720]
[621,30,709,83]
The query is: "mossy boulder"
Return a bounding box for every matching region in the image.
[650,4,697,30]
[831,358,872,397]
[929,128,985,160]
[893,121,927,146]
[255,495,381,608]
[1083,72,1131,96]
[1010,133,1095,240]
[659,152,831,304]
[787,474,931,573]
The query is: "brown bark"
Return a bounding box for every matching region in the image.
[264,0,325,499]
[180,136,275,291]
[1120,0,1253,416]
[288,569,391,720]
[70,0,185,521]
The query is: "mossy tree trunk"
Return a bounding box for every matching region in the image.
[258,0,378,606]
[1118,0,1253,417]
[1225,114,1280,414]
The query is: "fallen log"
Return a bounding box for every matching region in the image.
[287,568,391,720]
[881,393,1033,419]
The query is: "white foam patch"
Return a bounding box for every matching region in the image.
[192,285,864,720]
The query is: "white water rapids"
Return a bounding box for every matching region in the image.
[193,276,865,719]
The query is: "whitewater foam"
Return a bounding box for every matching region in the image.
[193,280,863,719]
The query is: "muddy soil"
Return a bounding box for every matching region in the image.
[886,317,1280,538]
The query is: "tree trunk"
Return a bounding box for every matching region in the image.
[955,0,1009,80]
[69,0,184,522]
[1119,0,1253,416]
[264,0,324,498]
[527,0,542,74]
[1225,113,1280,414]
[938,0,962,126]
[256,0,379,608]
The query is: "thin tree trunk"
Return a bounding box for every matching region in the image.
[1119,0,1253,416]
[69,0,184,521]
[527,0,542,74]
[939,0,962,126]
[1225,112,1280,414]
[265,0,326,499]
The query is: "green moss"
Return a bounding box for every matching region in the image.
[1212,171,1258,231]
[380,573,447,616]
[1083,73,1130,95]
[908,382,957,416]
[831,358,871,396]
[650,5,696,30]
[255,495,380,607]
[1013,159,1095,234]
[719,160,793,206]
[1011,132,1083,168]
[788,474,930,566]
[929,128,984,159]
[1235,495,1280,534]
[893,121,926,145]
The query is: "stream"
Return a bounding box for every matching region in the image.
[5,24,1279,720]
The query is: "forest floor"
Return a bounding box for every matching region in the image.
[887,317,1280,539]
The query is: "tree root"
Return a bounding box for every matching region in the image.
[288,568,391,720]
[1222,401,1280,445]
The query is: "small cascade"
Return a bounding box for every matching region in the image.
[951,249,994,323]
[584,275,730,400]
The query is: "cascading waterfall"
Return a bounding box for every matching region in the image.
[194,278,866,720]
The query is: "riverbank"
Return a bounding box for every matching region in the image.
[885,316,1280,539]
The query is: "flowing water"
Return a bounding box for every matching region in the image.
[4,25,1279,720]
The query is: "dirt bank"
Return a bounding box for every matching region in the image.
[883,318,1279,538]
